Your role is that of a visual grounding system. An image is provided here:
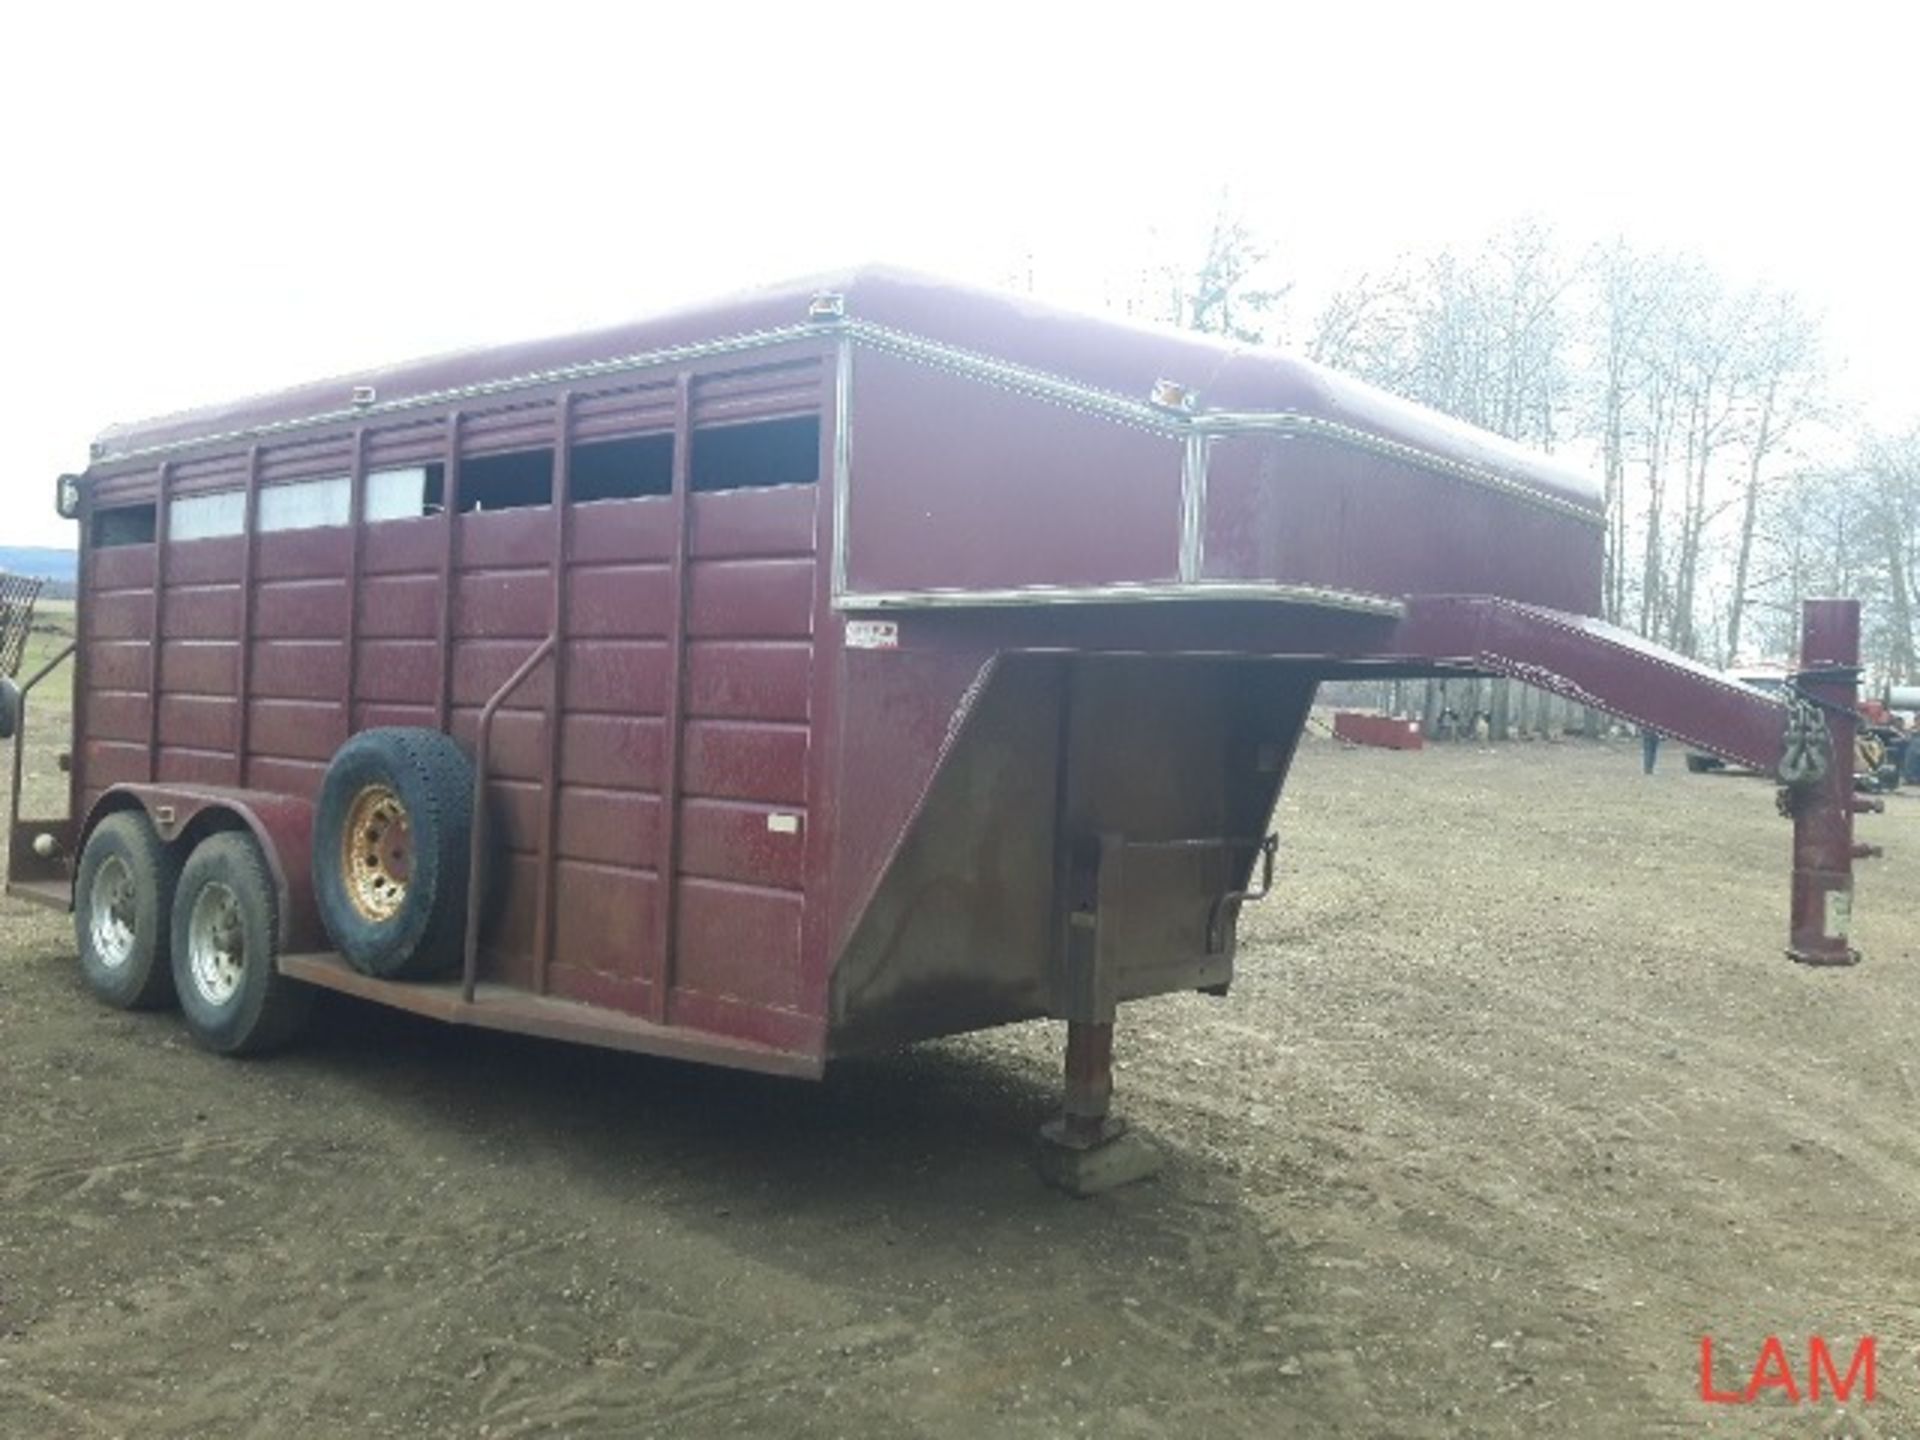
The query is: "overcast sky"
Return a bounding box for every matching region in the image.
[3,1,1912,549]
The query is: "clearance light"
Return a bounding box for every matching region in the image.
[1150,378,1197,413]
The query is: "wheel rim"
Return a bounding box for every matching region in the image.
[89,854,138,969]
[343,783,412,924]
[187,881,246,1006]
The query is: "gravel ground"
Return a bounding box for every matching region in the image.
[1,728,1915,1437]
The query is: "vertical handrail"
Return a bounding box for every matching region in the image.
[7,641,78,854]
[461,635,556,1002]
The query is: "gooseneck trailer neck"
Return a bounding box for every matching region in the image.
[5,266,1884,1193]
[1391,593,1873,967]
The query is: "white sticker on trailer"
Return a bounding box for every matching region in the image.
[846,619,899,650]
[1825,887,1852,939]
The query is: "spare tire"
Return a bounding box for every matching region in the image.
[313,728,474,979]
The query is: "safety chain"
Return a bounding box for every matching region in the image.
[1787,666,1868,723]
[1776,694,1831,787]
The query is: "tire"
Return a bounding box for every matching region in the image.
[171,831,313,1055]
[74,811,179,1010]
[313,728,474,980]
[1684,754,1718,774]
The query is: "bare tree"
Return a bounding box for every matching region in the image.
[1752,465,1882,668]
[1861,429,1919,678]
[1307,266,1416,383]
[1111,208,1913,685]
[1633,300,1685,642]
[1309,220,1573,450]
[1667,273,1746,657]
[1167,191,1290,343]
[1723,290,1824,661]
[1584,240,1659,625]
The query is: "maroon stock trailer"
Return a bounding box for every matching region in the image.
[4,267,1884,1192]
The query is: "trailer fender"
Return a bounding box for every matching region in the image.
[78,785,322,952]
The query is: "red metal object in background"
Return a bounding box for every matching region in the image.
[1787,600,1863,966]
[1333,711,1423,751]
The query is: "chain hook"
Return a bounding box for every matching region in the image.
[1776,694,1830,788]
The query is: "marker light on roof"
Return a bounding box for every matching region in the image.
[1149,378,1197,413]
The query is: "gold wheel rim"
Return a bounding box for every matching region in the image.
[343,783,412,923]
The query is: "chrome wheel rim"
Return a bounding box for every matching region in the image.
[89,854,138,969]
[187,881,246,1007]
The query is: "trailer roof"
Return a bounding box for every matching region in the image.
[90,265,1599,518]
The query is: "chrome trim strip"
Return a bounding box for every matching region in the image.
[92,314,1602,530]
[1197,434,1213,577]
[830,334,854,599]
[1177,431,1209,582]
[834,581,1405,618]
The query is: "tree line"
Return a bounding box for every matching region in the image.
[1137,202,1917,684]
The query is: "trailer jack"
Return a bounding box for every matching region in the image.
[1036,1020,1162,1197]
[1039,831,1282,1195]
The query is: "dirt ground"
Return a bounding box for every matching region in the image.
[2,710,1916,1438]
